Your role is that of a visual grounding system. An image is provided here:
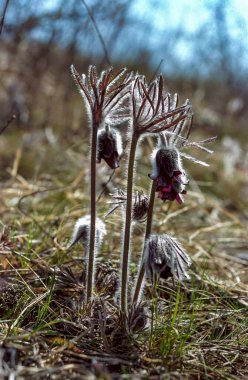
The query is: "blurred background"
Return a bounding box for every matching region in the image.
[0,0,248,210]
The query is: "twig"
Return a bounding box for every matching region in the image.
[0,114,16,135]
[150,59,164,82]
[80,0,111,66]
[189,221,236,242]
[0,0,10,36]
[158,203,198,226]
[97,169,115,202]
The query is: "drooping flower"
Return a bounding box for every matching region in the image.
[149,115,216,204]
[68,216,106,248]
[96,125,123,169]
[145,234,192,283]
[150,147,188,204]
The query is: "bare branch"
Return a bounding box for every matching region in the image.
[0,0,10,37]
[0,114,16,135]
[80,0,111,66]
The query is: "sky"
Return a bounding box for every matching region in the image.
[40,0,248,37]
[130,0,248,34]
[4,0,247,77]
[125,0,248,75]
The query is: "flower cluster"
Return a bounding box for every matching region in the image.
[69,64,215,321]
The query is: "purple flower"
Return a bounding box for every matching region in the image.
[149,116,215,204]
[96,126,123,169]
[150,147,188,204]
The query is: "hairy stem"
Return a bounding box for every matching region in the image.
[149,276,158,350]
[132,179,157,305]
[86,123,98,302]
[120,133,139,313]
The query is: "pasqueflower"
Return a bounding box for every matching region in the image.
[145,234,192,283]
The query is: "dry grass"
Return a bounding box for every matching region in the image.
[0,128,248,379]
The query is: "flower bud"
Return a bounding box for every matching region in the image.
[96,125,123,169]
[68,215,106,248]
[106,189,148,223]
[149,147,188,204]
[145,234,192,283]
[132,191,149,222]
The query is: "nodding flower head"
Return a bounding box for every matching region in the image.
[105,189,149,223]
[97,125,123,169]
[68,215,106,248]
[150,147,188,204]
[150,146,188,204]
[145,234,192,283]
[149,115,215,204]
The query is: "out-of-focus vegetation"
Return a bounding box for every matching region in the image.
[0,0,248,135]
